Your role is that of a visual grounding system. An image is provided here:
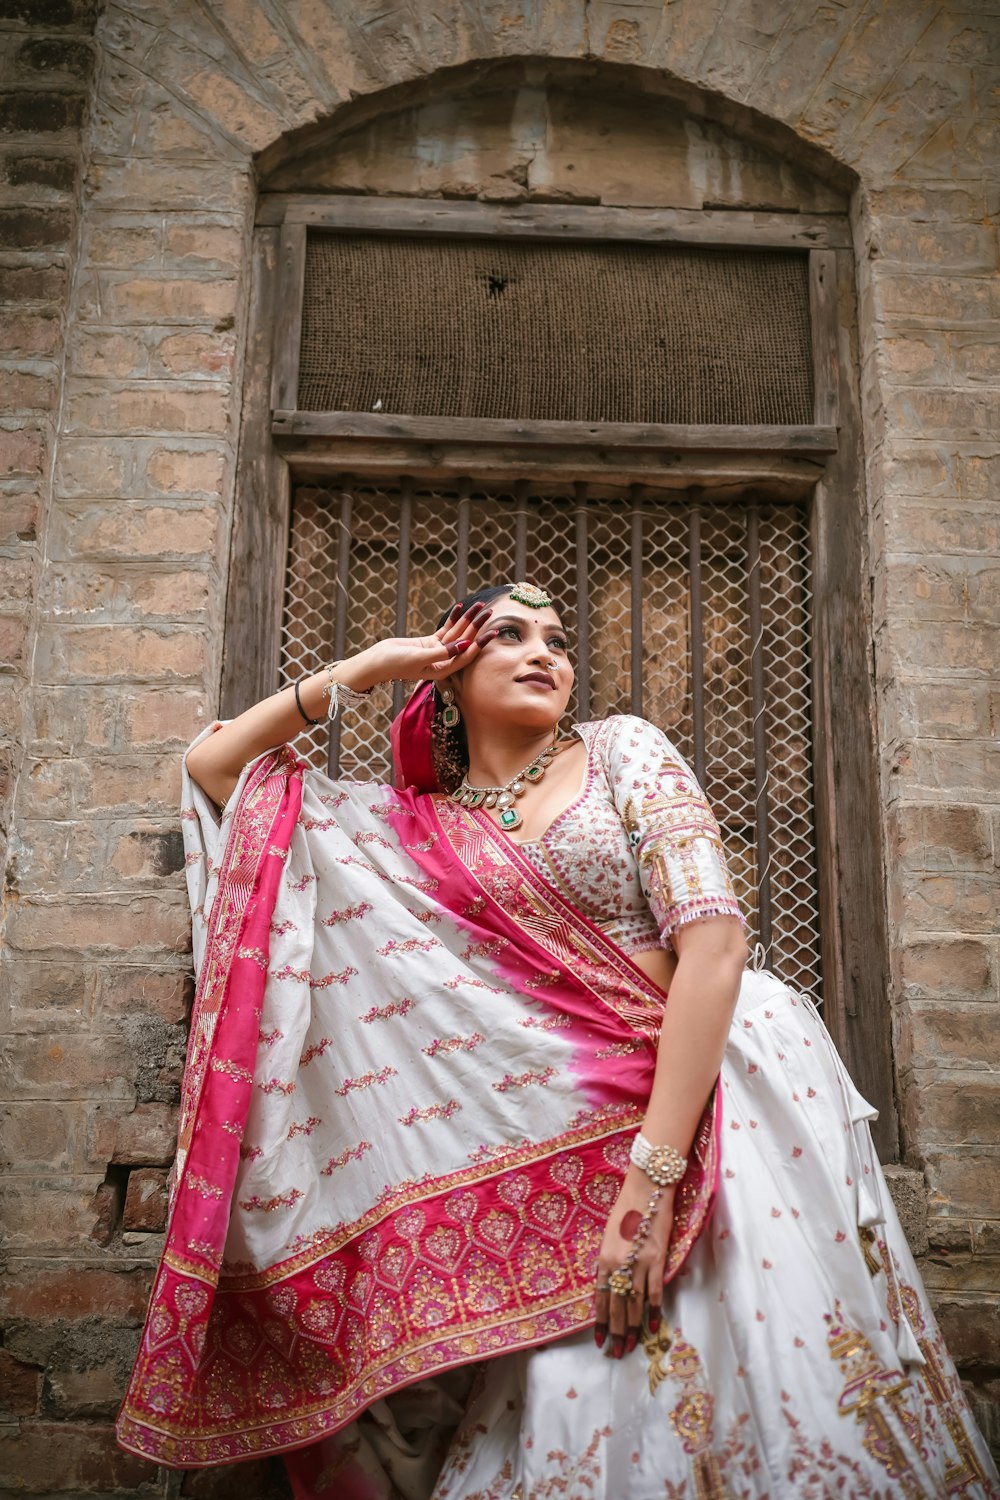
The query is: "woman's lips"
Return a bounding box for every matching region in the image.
[515,674,556,689]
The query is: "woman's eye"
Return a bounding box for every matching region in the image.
[498,625,521,640]
[549,638,568,652]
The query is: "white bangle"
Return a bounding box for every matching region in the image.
[322,663,372,722]
[630,1132,687,1188]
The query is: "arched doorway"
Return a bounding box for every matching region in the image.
[224,59,895,1156]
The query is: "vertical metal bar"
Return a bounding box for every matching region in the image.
[391,477,413,719]
[327,477,354,778]
[456,477,472,599]
[574,482,591,722]
[629,484,644,718]
[688,502,707,785]
[514,479,529,579]
[747,502,774,960]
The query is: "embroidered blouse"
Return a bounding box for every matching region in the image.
[515,715,744,956]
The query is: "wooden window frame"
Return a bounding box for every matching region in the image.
[266,195,842,453]
[223,197,897,1160]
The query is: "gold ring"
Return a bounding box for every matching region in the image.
[609,1268,634,1298]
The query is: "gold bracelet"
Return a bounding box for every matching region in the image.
[630,1133,687,1188]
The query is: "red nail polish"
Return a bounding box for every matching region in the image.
[594,1329,605,1348]
[455,639,471,651]
[625,1333,637,1355]
[649,1316,660,1335]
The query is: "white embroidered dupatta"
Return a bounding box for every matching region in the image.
[117,736,719,1469]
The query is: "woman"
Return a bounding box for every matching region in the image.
[116,584,999,1498]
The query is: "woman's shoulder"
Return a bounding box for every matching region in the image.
[573,716,690,790]
[575,713,678,754]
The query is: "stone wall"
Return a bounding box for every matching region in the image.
[0,0,997,1491]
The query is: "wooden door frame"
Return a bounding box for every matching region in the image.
[221,203,898,1161]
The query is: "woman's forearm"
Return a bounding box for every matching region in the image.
[640,919,746,1155]
[185,647,386,807]
[183,602,496,809]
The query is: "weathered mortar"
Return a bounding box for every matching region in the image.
[1,1,998,1491]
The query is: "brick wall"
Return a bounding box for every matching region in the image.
[0,0,94,867]
[0,1,997,1490]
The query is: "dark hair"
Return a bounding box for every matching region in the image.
[435,583,549,630]
[431,582,563,791]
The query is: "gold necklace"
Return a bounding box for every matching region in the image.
[451,740,562,831]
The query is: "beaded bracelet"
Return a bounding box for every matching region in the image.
[321,662,373,723]
[630,1133,687,1189]
[293,665,373,728]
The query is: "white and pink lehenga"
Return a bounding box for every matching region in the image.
[116,714,999,1498]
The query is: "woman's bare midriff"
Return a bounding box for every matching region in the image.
[631,945,677,994]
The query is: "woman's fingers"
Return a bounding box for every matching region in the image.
[600,1245,670,1358]
[594,1286,610,1350]
[607,1263,631,1356]
[436,601,491,644]
[595,1236,629,1355]
[645,1255,667,1336]
[428,622,497,680]
[428,603,493,670]
[624,1285,644,1356]
[437,601,474,639]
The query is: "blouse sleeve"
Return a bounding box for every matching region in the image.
[604,715,745,946]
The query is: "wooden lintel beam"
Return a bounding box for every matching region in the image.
[276,444,824,500]
[272,410,838,455]
[256,194,851,250]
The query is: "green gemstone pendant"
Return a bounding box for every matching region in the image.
[452,736,562,833]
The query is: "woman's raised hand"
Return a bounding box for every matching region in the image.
[364,600,497,687]
[184,603,496,809]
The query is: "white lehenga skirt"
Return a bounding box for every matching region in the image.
[291,972,998,1500]
[424,972,998,1500]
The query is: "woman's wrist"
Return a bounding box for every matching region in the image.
[624,1162,677,1202]
[328,644,393,694]
[291,643,401,728]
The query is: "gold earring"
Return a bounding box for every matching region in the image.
[440,685,461,729]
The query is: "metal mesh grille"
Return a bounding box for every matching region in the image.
[280,480,819,995]
[298,234,814,426]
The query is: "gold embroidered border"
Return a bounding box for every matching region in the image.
[116,1289,596,1469]
[166,1105,642,1290]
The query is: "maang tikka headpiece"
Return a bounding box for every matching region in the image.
[508,581,552,608]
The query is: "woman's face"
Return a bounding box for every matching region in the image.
[453,596,575,733]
